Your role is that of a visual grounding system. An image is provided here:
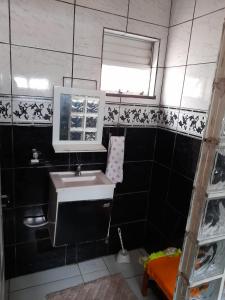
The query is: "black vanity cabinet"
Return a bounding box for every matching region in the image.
[54,199,112,246]
[48,171,115,247]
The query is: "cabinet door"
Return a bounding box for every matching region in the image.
[55,199,112,246]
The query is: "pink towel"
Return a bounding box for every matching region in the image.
[105,136,125,184]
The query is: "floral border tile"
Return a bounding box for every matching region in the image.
[119,105,153,126]
[12,97,53,123]
[177,110,207,137]
[104,104,119,126]
[148,106,160,126]
[0,97,12,123]
[157,107,179,130]
[0,95,208,139]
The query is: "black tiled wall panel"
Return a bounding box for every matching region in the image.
[1,126,155,278]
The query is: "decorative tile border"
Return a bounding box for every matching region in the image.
[157,107,179,131]
[12,97,53,124]
[119,105,157,126]
[0,97,12,123]
[0,95,207,138]
[177,110,207,137]
[104,104,119,126]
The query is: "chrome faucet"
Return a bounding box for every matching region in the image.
[75,164,82,176]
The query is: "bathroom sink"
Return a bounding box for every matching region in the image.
[49,170,115,202]
[61,175,96,183]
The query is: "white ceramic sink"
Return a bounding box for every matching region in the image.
[49,170,115,202]
[61,175,96,183]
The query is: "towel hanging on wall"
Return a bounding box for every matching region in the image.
[105,136,125,184]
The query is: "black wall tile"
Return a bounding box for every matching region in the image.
[4,245,15,279]
[109,221,146,253]
[116,161,152,194]
[15,239,65,276]
[162,203,186,247]
[0,125,13,169]
[13,126,69,167]
[111,192,148,225]
[77,239,108,262]
[77,241,97,262]
[155,129,175,167]
[102,127,125,149]
[167,172,193,217]
[145,224,168,253]
[173,134,201,179]
[3,209,15,245]
[124,128,156,161]
[65,245,77,265]
[1,169,14,208]
[15,167,50,206]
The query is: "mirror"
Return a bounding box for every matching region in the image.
[53,86,106,152]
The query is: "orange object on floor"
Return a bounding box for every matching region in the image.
[146,255,181,300]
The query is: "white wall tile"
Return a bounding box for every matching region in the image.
[72,78,97,90]
[76,0,129,16]
[0,0,9,43]
[181,63,216,110]
[165,21,192,67]
[129,0,171,27]
[170,0,195,26]
[0,44,11,94]
[127,19,168,67]
[11,0,74,52]
[161,66,185,107]
[73,55,101,89]
[154,68,164,104]
[188,10,225,64]
[12,46,72,97]
[195,0,225,17]
[74,6,126,58]
[63,0,74,3]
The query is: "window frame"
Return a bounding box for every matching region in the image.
[100,28,160,100]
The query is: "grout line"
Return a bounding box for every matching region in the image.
[54,0,74,5]
[71,1,77,88]
[77,264,85,283]
[169,6,225,28]
[74,4,169,28]
[164,61,217,68]
[126,0,130,32]
[9,42,101,60]
[9,274,82,293]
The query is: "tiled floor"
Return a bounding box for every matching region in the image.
[6,248,160,300]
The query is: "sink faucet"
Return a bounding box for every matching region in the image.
[75,164,82,176]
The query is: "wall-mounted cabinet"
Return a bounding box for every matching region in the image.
[53,87,106,152]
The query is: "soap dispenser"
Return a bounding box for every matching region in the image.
[31,148,39,165]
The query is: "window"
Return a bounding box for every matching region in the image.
[101,29,159,97]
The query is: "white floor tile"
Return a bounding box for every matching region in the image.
[9,275,83,300]
[82,269,110,283]
[78,258,107,275]
[103,249,144,278]
[10,264,80,292]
